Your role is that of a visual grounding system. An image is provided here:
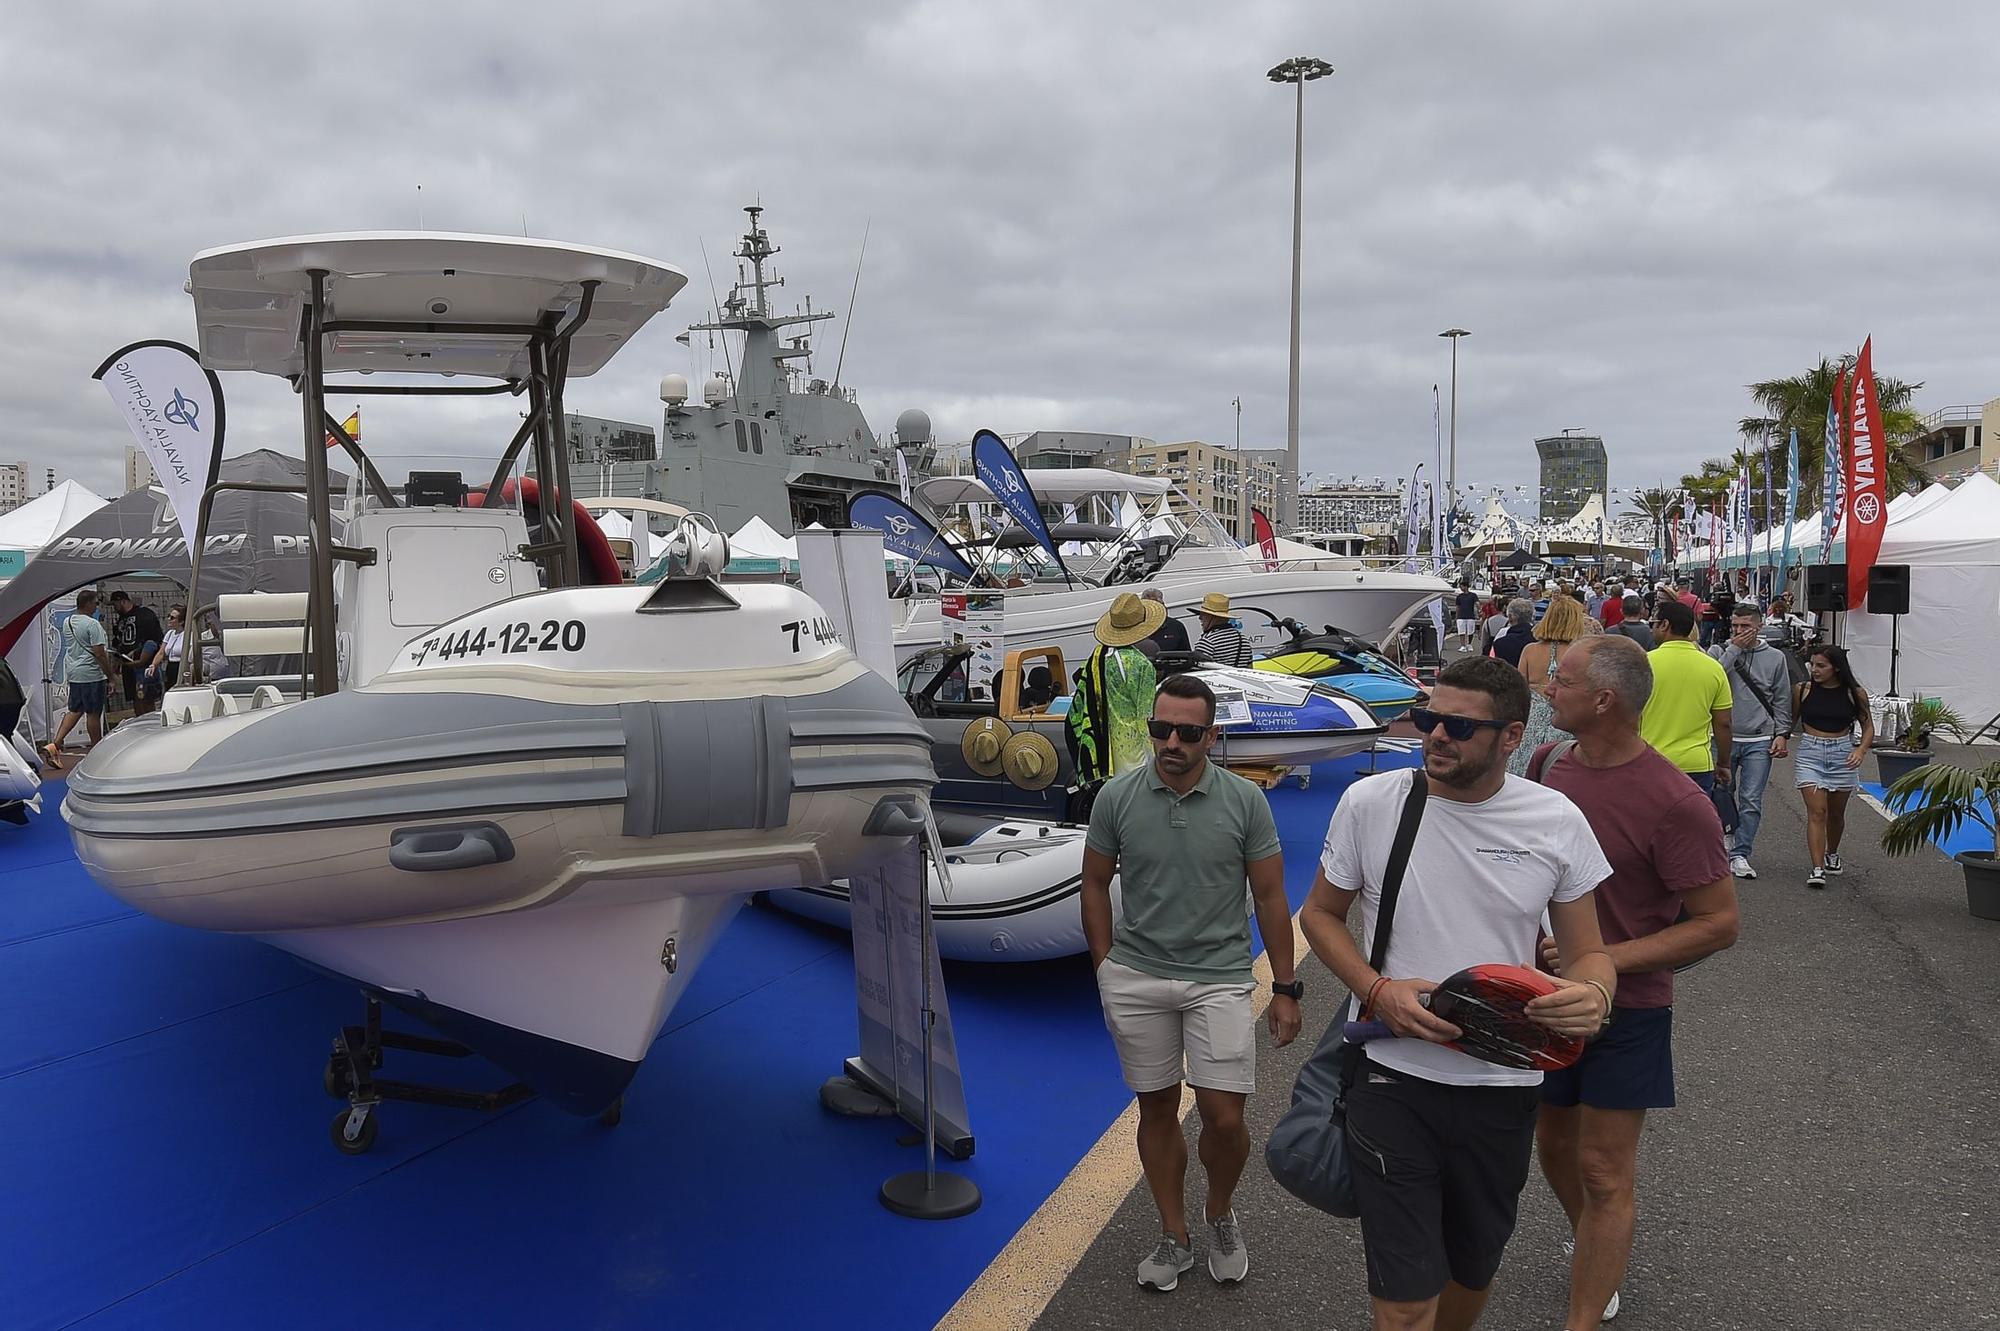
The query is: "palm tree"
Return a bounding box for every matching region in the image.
[1741,357,1927,500]
[1621,485,1681,554]
[1680,357,1928,537]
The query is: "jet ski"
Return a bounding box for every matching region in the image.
[1252,619,1427,723]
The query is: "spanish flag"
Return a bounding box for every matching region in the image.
[325,408,361,451]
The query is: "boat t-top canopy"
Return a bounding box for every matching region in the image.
[916,467,1172,508]
[189,232,688,381]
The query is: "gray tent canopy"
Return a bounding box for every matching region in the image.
[0,450,337,656]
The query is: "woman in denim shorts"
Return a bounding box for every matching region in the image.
[1792,644,1873,889]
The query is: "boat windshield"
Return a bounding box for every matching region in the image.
[919,475,1244,588]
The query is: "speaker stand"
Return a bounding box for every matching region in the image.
[1889,612,1900,699]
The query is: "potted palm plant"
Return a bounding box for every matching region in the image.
[1881,760,2000,921]
[1875,696,1966,787]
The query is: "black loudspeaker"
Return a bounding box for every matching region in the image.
[1805,563,1846,612]
[1867,563,1911,615]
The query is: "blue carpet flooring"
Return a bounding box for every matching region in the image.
[0,749,1419,1331]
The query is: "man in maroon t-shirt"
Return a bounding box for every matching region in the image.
[1531,634,1740,1330]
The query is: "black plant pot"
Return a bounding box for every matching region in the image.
[1876,749,1934,787]
[1955,851,2000,922]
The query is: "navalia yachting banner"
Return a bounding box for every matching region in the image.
[1844,337,1891,611]
[846,491,977,581]
[971,428,1070,583]
[91,341,225,556]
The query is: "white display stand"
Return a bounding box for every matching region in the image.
[796,528,896,683]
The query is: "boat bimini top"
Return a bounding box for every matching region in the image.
[177,232,690,697]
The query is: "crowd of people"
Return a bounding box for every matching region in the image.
[1077,568,1880,1330]
[1455,572,1870,886]
[43,590,220,771]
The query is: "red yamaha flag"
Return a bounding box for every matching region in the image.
[1844,339,1890,610]
[1251,507,1279,572]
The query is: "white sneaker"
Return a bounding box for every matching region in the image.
[1824,852,1844,875]
[1206,1209,1249,1283]
[1729,855,1756,879]
[1137,1233,1194,1291]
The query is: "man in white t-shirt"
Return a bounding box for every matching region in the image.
[1301,655,1617,1331]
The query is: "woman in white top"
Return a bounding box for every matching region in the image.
[146,605,187,694]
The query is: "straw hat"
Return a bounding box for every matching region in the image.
[959,717,1011,776]
[1199,591,1233,617]
[1000,732,1060,790]
[1095,591,1166,647]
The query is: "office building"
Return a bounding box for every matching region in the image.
[1298,481,1404,538]
[1013,431,1142,470]
[1907,400,1999,482]
[1535,432,1608,522]
[125,446,158,492]
[0,463,26,513]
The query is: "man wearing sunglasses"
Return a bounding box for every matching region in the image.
[1301,657,1616,1331]
[1082,672,1294,1292]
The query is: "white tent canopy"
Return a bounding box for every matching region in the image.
[0,481,110,554]
[728,515,798,562]
[1844,473,2000,721]
[593,510,633,540]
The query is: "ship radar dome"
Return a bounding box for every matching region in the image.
[895,408,933,445]
[703,375,731,406]
[659,373,689,405]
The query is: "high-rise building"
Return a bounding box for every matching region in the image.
[1125,440,1243,536]
[125,446,159,492]
[0,463,27,512]
[1535,432,1607,522]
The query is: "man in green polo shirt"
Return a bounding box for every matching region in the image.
[1082,672,1297,1292]
[1638,599,1733,792]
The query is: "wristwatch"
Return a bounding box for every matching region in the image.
[1271,979,1304,1000]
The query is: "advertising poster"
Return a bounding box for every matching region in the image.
[941,590,1006,702]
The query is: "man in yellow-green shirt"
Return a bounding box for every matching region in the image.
[1638,599,1733,792]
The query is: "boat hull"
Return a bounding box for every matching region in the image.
[62,585,936,1111]
[768,813,1122,962]
[891,568,1445,668]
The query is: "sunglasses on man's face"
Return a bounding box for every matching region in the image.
[1408,707,1512,741]
[1147,719,1211,744]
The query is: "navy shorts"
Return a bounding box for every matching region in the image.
[1540,1006,1675,1110]
[66,680,107,715]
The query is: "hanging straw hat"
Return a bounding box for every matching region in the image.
[959,717,1012,776]
[1000,732,1060,791]
[1095,591,1166,647]
[1199,591,1233,617]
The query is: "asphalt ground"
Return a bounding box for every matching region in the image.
[1026,733,2000,1331]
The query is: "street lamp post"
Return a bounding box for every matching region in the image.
[1268,55,1333,533]
[1438,328,1470,521]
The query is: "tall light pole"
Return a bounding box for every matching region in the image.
[1269,55,1333,533]
[1438,328,1469,522]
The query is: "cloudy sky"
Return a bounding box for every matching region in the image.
[3,1,1995,507]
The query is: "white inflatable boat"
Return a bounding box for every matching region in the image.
[767,811,1122,962]
[62,233,937,1138]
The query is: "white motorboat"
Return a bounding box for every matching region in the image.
[767,812,1121,962]
[62,234,934,1142]
[891,469,1449,665]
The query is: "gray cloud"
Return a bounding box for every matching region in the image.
[2,0,1993,505]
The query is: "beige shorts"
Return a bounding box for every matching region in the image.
[1095,957,1258,1094]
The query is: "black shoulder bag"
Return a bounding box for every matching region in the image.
[1265,768,1429,1217]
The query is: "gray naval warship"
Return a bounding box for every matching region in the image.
[657,205,932,534]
